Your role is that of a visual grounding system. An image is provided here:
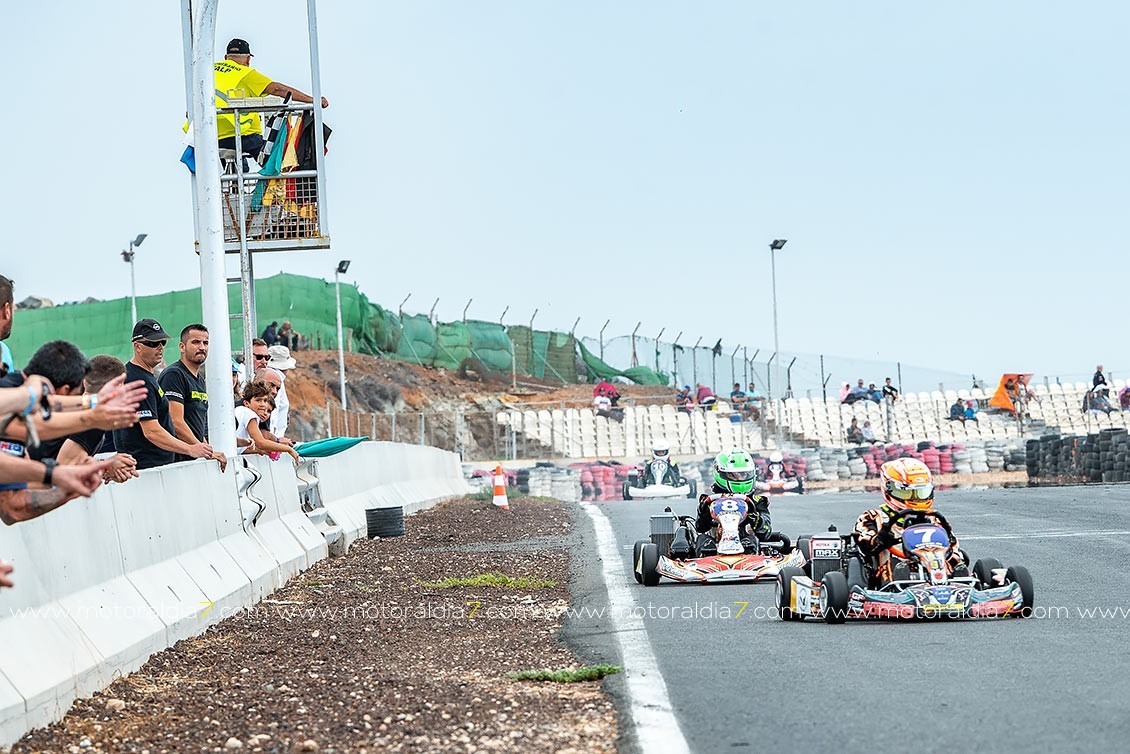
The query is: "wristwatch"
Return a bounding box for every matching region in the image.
[41,458,56,486]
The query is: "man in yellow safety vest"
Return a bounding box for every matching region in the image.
[214,38,329,158]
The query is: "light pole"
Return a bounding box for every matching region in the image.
[120,233,147,324]
[334,260,351,410]
[769,239,787,447]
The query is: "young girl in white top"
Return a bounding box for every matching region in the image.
[235,381,300,464]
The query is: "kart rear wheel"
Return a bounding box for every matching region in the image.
[794,537,812,576]
[821,571,849,624]
[973,557,1004,589]
[638,542,661,586]
[623,482,632,501]
[1006,565,1034,617]
[776,566,806,621]
[632,541,647,584]
[687,479,698,498]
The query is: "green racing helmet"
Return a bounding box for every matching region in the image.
[713,449,758,494]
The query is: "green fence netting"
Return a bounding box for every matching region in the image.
[5,273,662,386]
[578,341,669,386]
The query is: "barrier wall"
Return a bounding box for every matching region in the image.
[0,442,470,748]
[316,442,471,545]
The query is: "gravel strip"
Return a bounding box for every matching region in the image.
[13,497,618,754]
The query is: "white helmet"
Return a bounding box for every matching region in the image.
[651,439,670,459]
[769,452,783,464]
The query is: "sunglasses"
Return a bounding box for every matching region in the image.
[253,353,270,360]
[137,340,166,348]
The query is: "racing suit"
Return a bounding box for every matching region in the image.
[643,458,680,486]
[852,505,967,583]
[695,484,773,541]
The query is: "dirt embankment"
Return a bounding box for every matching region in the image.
[13,497,618,754]
[280,350,675,442]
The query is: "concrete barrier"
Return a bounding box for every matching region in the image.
[317,442,472,544]
[0,441,468,748]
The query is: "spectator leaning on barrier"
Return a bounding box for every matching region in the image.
[114,319,217,470]
[0,274,13,374]
[882,377,899,403]
[846,417,863,444]
[0,341,142,445]
[266,345,296,439]
[252,368,294,446]
[49,356,138,484]
[0,343,123,524]
[159,324,227,470]
[867,383,883,404]
[237,381,300,464]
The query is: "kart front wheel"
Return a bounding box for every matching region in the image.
[622,482,632,501]
[632,541,647,584]
[686,479,698,499]
[776,566,806,621]
[637,542,661,586]
[1006,565,1034,617]
[821,571,849,624]
[973,557,1004,589]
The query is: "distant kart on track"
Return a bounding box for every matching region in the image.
[776,512,1034,623]
[622,457,697,500]
[753,456,804,495]
[633,497,802,585]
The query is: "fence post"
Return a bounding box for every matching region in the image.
[371,413,376,440]
[418,413,425,445]
[325,397,331,437]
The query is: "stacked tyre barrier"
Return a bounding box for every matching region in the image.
[1027,428,1130,486]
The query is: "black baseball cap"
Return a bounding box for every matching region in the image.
[226,38,252,56]
[132,318,171,342]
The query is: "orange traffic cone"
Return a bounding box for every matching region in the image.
[493,465,510,510]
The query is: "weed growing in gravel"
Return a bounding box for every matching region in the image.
[417,572,557,589]
[506,664,622,683]
[468,487,525,502]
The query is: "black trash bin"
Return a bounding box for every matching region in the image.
[366,506,405,538]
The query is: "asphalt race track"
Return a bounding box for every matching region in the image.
[576,485,1130,754]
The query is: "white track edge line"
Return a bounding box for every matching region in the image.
[581,502,691,754]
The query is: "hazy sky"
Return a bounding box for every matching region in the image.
[2,2,1126,384]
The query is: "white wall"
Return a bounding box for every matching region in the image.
[0,442,470,747]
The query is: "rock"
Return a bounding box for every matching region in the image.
[225,737,244,749]
[297,740,319,752]
[79,739,92,749]
[105,698,127,712]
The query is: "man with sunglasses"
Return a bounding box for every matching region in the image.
[852,458,968,586]
[113,319,217,470]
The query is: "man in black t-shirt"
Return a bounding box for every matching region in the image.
[113,319,217,470]
[159,324,227,469]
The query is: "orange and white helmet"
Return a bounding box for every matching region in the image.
[880,458,934,512]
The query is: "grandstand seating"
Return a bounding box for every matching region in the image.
[496,381,1130,459]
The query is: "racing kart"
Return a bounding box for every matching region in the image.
[633,497,802,585]
[753,461,804,495]
[623,457,698,500]
[776,512,1034,623]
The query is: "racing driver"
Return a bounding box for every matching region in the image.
[642,439,682,485]
[695,449,777,548]
[852,458,969,584]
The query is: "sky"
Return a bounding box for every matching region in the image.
[1,1,1127,388]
